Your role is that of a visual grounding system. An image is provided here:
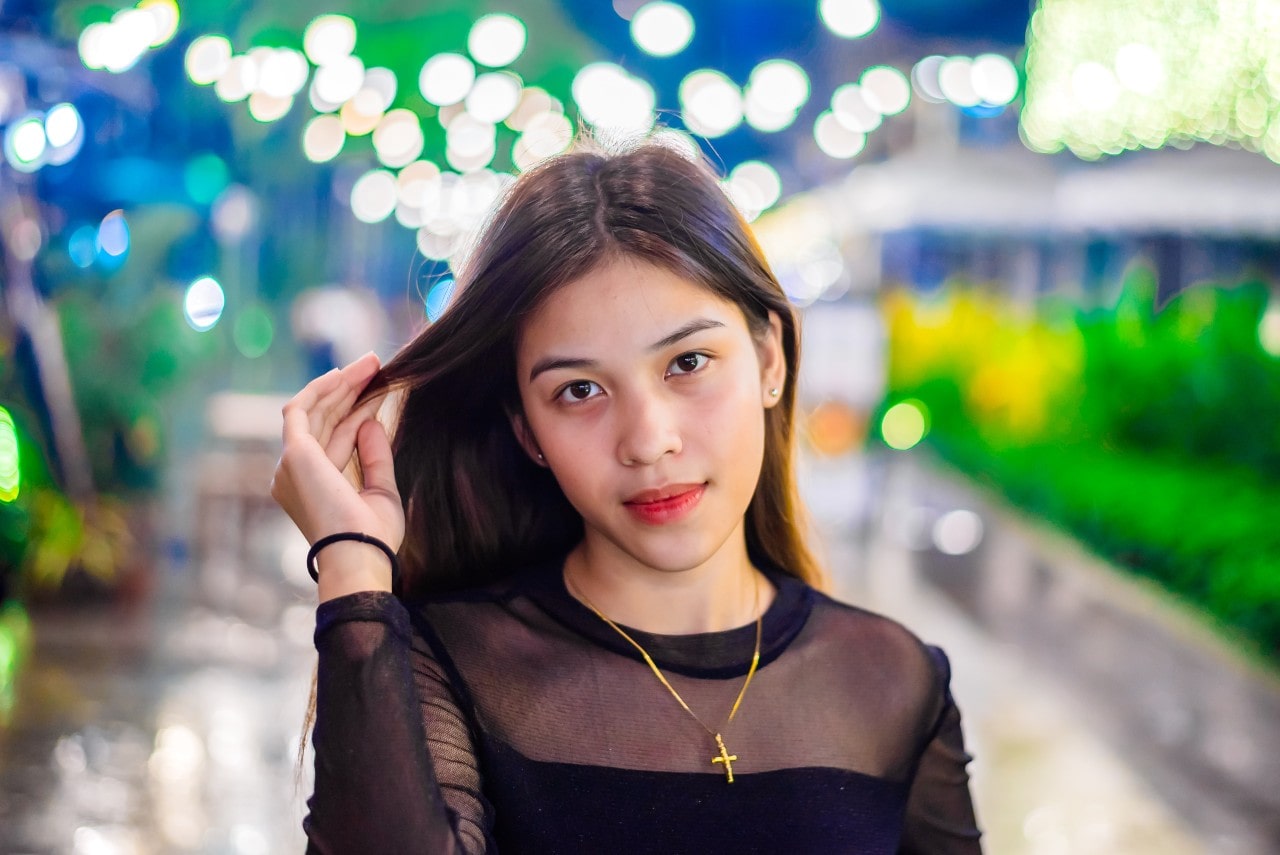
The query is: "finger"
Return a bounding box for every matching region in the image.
[312,353,383,444]
[289,366,344,416]
[282,365,348,443]
[324,393,387,470]
[356,418,398,497]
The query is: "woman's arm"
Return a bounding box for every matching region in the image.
[898,646,983,854]
[304,591,494,854]
[272,341,493,851]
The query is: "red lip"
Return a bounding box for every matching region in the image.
[625,483,705,504]
[623,484,706,525]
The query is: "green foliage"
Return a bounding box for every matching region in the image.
[1073,271,1280,474]
[58,286,217,494]
[884,269,1280,663]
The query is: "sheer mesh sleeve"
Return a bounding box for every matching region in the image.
[304,591,495,854]
[898,646,983,854]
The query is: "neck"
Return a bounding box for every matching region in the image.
[564,527,771,635]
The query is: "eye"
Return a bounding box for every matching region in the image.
[667,352,710,376]
[556,380,602,403]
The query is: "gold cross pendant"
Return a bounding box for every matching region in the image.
[711,733,738,783]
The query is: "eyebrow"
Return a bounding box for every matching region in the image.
[527,318,726,383]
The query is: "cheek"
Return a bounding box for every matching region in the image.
[689,378,766,454]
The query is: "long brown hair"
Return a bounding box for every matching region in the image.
[366,139,825,599]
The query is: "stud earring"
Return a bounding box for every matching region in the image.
[537,452,545,461]
[768,388,780,397]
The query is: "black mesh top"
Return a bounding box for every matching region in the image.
[304,557,983,854]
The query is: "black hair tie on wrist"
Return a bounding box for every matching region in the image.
[307,532,400,587]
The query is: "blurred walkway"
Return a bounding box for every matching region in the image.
[0,451,1268,853]
[806,454,1215,855]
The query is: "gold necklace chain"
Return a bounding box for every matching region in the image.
[569,573,763,783]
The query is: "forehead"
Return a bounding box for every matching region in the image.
[517,257,745,358]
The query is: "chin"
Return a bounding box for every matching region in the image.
[615,530,730,575]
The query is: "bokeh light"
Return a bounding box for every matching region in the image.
[314,55,365,106]
[417,228,460,261]
[971,54,1020,106]
[233,305,274,359]
[933,510,984,555]
[67,225,97,269]
[257,49,310,100]
[1258,303,1280,357]
[214,55,256,103]
[513,111,574,171]
[831,84,882,133]
[1021,0,1277,158]
[78,2,178,73]
[185,35,232,86]
[78,22,110,71]
[572,63,656,133]
[1114,43,1164,97]
[340,89,384,136]
[723,160,782,221]
[361,68,398,112]
[184,153,229,205]
[302,115,345,163]
[506,87,558,131]
[44,103,82,150]
[96,211,130,258]
[247,92,293,123]
[445,112,497,171]
[747,60,810,116]
[938,57,980,108]
[5,116,45,172]
[419,53,476,107]
[211,185,257,242]
[0,406,20,503]
[679,69,742,137]
[350,169,398,223]
[814,110,866,159]
[912,55,947,103]
[139,0,180,46]
[631,2,695,57]
[468,14,527,68]
[304,14,357,67]
[373,110,425,169]
[881,399,929,450]
[819,0,880,39]
[425,277,457,321]
[466,72,523,124]
[860,66,911,116]
[184,277,226,332]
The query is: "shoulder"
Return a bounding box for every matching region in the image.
[810,589,943,662]
[806,589,953,712]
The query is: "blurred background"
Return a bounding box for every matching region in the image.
[1,0,1278,852]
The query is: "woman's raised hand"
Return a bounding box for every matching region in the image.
[271,352,405,600]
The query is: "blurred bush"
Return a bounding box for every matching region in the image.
[881,269,1280,663]
[1,281,216,600]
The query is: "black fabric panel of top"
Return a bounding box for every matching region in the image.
[304,557,983,854]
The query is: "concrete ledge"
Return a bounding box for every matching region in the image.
[907,459,1280,851]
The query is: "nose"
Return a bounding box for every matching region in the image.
[616,388,682,466]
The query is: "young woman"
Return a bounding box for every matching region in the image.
[271,140,983,853]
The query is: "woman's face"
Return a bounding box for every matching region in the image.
[514,256,785,576]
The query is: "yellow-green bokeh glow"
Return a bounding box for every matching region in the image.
[0,407,20,503]
[881,399,930,451]
[0,601,32,724]
[1022,0,1280,160]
